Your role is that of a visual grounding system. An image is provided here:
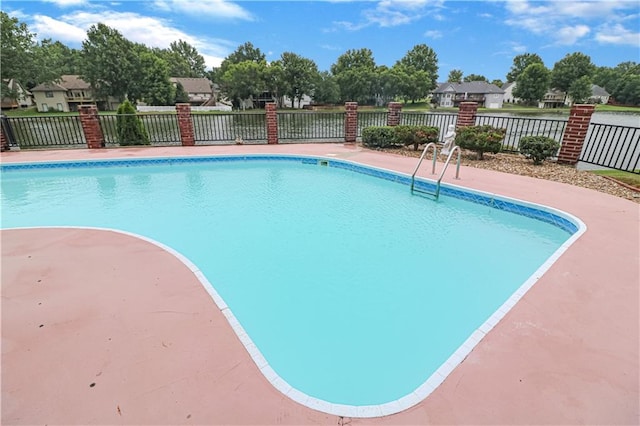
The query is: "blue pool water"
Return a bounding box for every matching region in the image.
[1,156,579,411]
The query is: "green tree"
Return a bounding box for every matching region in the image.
[447,69,463,82]
[116,100,149,145]
[613,75,640,105]
[312,71,340,104]
[551,52,596,92]
[279,52,319,108]
[594,62,640,106]
[220,60,267,108]
[513,63,550,105]
[463,74,488,82]
[81,23,136,102]
[395,44,438,101]
[219,42,265,76]
[1,12,37,97]
[331,48,377,103]
[264,60,286,107]
[506,53,544,82]
[160,40,207,77]
[568,75,592,104]
[35,39,83,78]
[174,82,189,103]
[491,79,504,87]
[134,49,175,105]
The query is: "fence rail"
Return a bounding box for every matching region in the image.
[278,112,344,141]
[475,115,567,152]
[401,112,458,141]
[3,109,639,175]
[579,123,640,174]
[193,113,267,144]
[3,116,85,149]
[357,112,388,137]
[99,114,181,146]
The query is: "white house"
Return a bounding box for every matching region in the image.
[1,79,33,109]
[502,82,520,104]
[432,81,505,108]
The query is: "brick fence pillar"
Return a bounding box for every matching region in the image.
[176,103,195,146]
[387,102,402,126]
[78,105,104,149]
[266,103,278,144]
[557,104,596,165]
[344,102,358,143]
[457,102,478,128]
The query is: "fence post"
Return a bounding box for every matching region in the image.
[176,103,195,146]
[557,104,596,165]
[266,103,278,144]
[1,114,13,151]
[457,102,478,128]
[344,102,358,143]
[387,102,402,126]
[78,105,105,149]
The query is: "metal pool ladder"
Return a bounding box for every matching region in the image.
[410,143,461,199]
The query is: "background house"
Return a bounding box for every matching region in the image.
[1,79,33,109]
[501,82,520,104]
[432,82,504,108]
[31,75,119,112]
[170,77,214,106]
[589,85,610,104]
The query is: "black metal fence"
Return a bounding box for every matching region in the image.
[99,114,181,146]
[401,112,457,141]
[475,115,568,152]
[357,112,388,137]
[2,115,85,149]
[193,113,266,144]
[3,110,639,174]
[278,112,344,142]
[579,123,640,174]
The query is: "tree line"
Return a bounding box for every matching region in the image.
[2,11,639,108]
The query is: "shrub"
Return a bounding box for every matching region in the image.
[519,136,561,165]
[455,125,506,160]
[116,100,150,146]
[362,126,396,148]
[393,125,439,150]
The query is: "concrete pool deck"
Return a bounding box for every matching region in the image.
[1,144,638,425]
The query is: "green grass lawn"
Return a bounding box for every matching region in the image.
[592,169,640,189]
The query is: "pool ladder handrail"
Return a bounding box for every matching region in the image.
[410,144,461,199]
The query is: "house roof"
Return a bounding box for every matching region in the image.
[30,82,67,92]
[591,84,609,97]
[170,77,213,94]
[433,81,504,94]
[31,75,91,92]
[60,75,91,90]
[502,82,515,91]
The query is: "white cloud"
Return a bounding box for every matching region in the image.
[43,0,87,7]
[325,0,445,31]
[503,0,638,46]
[152,0,253,20]
[32,14,87,43]
[29,10,234,68]
[595,23,640,45]
[556,25,591,45]
[424,30,443,39]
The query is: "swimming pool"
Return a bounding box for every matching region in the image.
[0,155,585,417]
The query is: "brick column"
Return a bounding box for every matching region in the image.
[266,103,278,144]
[344,102,358,143]
[387,102,402,126]
[78,105,104,149]
[457,101,478,128]
[558,104,595,165]
[176,103,194,146]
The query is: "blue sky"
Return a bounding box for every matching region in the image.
[4,0,640,81]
